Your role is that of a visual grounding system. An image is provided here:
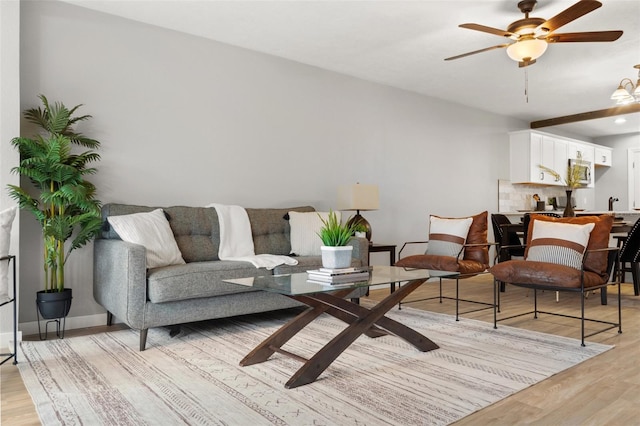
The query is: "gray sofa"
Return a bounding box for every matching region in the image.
[93,204,369,350]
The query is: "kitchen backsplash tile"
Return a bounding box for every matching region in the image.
[498,180,595,212]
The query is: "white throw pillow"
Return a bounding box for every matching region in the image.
[108,209,185,269]
[289,211,340,256]
[426,216,473,258]
[0,207,17,299]
[526,219,595,270]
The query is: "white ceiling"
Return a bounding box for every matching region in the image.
[62,0,640,138]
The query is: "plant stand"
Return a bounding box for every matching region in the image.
[37,314,68,340]
[0,255,18,365]
[36,289,72,340]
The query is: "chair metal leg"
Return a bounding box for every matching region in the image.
[493,278,500,329]
[581,288,586,347]
[455,278,460,321]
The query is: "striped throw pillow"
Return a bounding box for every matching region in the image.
[426,216,473,258]
[526,220,595,270]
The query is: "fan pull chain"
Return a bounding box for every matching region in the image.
[525,68,529,103]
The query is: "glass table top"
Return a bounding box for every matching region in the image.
[223,265,459,296]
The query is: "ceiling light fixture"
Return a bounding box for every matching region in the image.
[611,64,640,105]
[506,37,548,63]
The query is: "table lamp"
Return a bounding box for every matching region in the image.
[337,183,379,242]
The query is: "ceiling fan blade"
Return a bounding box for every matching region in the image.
[459,23,516,39]
[546,31,623,43]
[538,0,602,34]
[444,44,510,61]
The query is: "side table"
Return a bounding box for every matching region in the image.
[368,243,397,292]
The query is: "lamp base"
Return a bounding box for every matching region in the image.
[346,213,372,242]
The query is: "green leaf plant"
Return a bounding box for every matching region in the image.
[7,95,102,292]
[317,210,358,247]
[538,151,585,190]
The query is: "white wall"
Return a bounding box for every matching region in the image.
[14,1,525,326]
[0,0,21,348]
[594,133,640,211]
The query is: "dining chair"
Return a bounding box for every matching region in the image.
[491,213,525,264]
[617,217,640,296]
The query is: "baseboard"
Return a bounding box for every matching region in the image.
[0,330,22,352]
[18,313,109,339]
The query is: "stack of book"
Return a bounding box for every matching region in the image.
[306,266,372,285]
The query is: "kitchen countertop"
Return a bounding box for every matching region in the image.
[501,210,640,215]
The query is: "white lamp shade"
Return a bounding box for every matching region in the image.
[610,86,631,100]
[337,184,379,211]
[506,39,548,62]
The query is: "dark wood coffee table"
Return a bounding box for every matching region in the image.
[224,265,459,388]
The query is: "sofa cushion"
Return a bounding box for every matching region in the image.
[147,261,263,303]
[526,220,595,270]
[246,206,315,255]
[164,206,220,262]
[107,209,186,269]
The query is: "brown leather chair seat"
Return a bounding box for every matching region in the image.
[491,260,607,289]
[397,254,486,276]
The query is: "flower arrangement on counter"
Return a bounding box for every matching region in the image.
[538,152,585,190]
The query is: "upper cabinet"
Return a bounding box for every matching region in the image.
[510,130,567,186]
[509,130,611,188]
[594,146,613,167]
[567,141,594,163]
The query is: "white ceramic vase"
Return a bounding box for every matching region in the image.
[320,246,353,269]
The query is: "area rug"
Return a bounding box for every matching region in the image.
[17,307,612,426]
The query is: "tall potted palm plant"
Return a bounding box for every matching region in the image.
[7,95,102,321]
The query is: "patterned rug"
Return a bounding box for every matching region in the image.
[18,307,612,425]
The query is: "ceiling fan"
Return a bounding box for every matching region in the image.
[445,0,623,68]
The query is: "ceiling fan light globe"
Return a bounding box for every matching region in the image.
[506,38,547,62]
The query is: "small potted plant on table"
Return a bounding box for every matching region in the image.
[317,210,358,269]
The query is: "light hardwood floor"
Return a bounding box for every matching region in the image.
[2,274,638,425]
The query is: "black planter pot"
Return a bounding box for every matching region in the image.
[36,288,73,320]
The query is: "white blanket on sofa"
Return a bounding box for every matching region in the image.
[207,203,298,270]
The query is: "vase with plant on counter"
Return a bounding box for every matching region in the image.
[317,210,359,269]
[539,153,586,217]
[7,95,102,337]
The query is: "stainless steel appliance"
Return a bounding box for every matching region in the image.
[568,158,591,186]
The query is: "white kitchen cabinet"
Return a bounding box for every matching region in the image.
[567,141,594,163]
[510,130,566,186]
[594,146,613,167]
[510,130,611,188]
